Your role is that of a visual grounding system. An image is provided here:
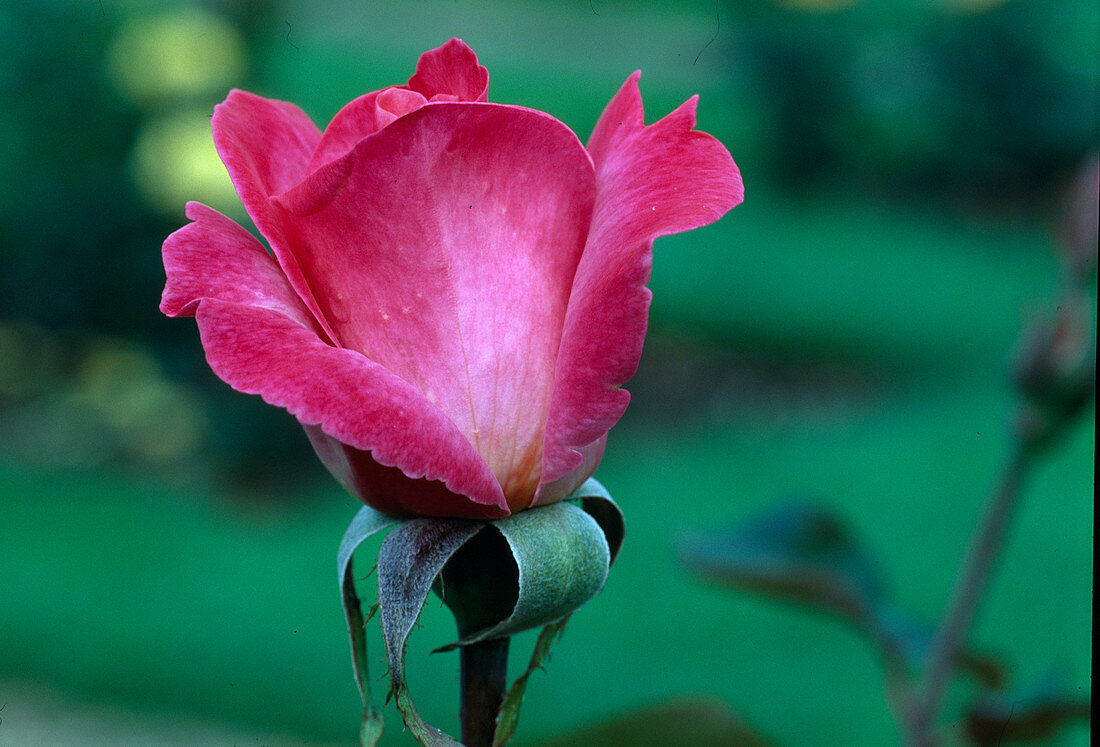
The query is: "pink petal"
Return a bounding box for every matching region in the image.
[276,103,596,511]
[534,434,607,505]
[195,298,508,517]
[303,425,503,518]
[306,39,487,173]
[537,72,743,497]
[212,90,337,343]
[306,88,434,173]
[306,90,384,172]
[307,88,432,174]
[374,87,429,130]
[161,202,502,516]
[586,71,744,242]
[407,38,489,102]
[160,202,314,330]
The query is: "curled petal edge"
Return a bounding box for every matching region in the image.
[194,298,508,516]
[538,71,743,492]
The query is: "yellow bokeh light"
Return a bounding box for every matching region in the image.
[74,337,207,465]
[106,7,245,104]
[130,109,240,218]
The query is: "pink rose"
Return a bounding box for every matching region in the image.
[161,39,742,518]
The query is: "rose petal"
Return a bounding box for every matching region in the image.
[195,297,508,516]
[537,72,744,497]
[407,38,489,102]
[276,103,596,510]
[534,434,607,506]
[304,425,505,518]
[374,88,429,130]
[306,90,384,173]
[160,202,314,330]
[306,88,433,173]
[306,37,486,173]
[212,90,337,343]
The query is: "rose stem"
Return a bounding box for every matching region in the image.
[460,636,510,747]
[906,441,1031,745]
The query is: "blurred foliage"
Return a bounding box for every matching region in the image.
[0,321,207,469]
[536,698,771,747]
[678,501,1006,684]
[105,7,246,105]
[728,0,1098,200]
[679,501,1090,742]
[677,156,1093,742]
[964,670,1092,745]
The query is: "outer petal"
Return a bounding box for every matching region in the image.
[407,38,489,102]
[211,90,337,343]
[534,434,607,505]
[195,298,508,517]
[276,103,596,511]
[160,202,314,330]
[303,426,503,518]
[160,201,505,516]
[537,72,744,498]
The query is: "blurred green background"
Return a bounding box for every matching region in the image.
[1,0,1094,744]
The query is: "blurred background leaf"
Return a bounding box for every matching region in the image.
[678,501,1005,686]
[679,500,887,619]
[1,0,1093,744]
[964,670,1092,745]
[536,697,771,747]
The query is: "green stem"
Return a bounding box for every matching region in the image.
[460,637,510,747]
[906,442,1031,745]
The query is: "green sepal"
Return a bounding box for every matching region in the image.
[493,617,569,746]
[486,481,624,743]
[455,479,623,745]
[435,499,611,650]
[376,519,484,747]
[341,478,624,747]
[570,477,625,567]
[337,505,400,747]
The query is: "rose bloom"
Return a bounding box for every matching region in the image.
[162,39,742,518]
